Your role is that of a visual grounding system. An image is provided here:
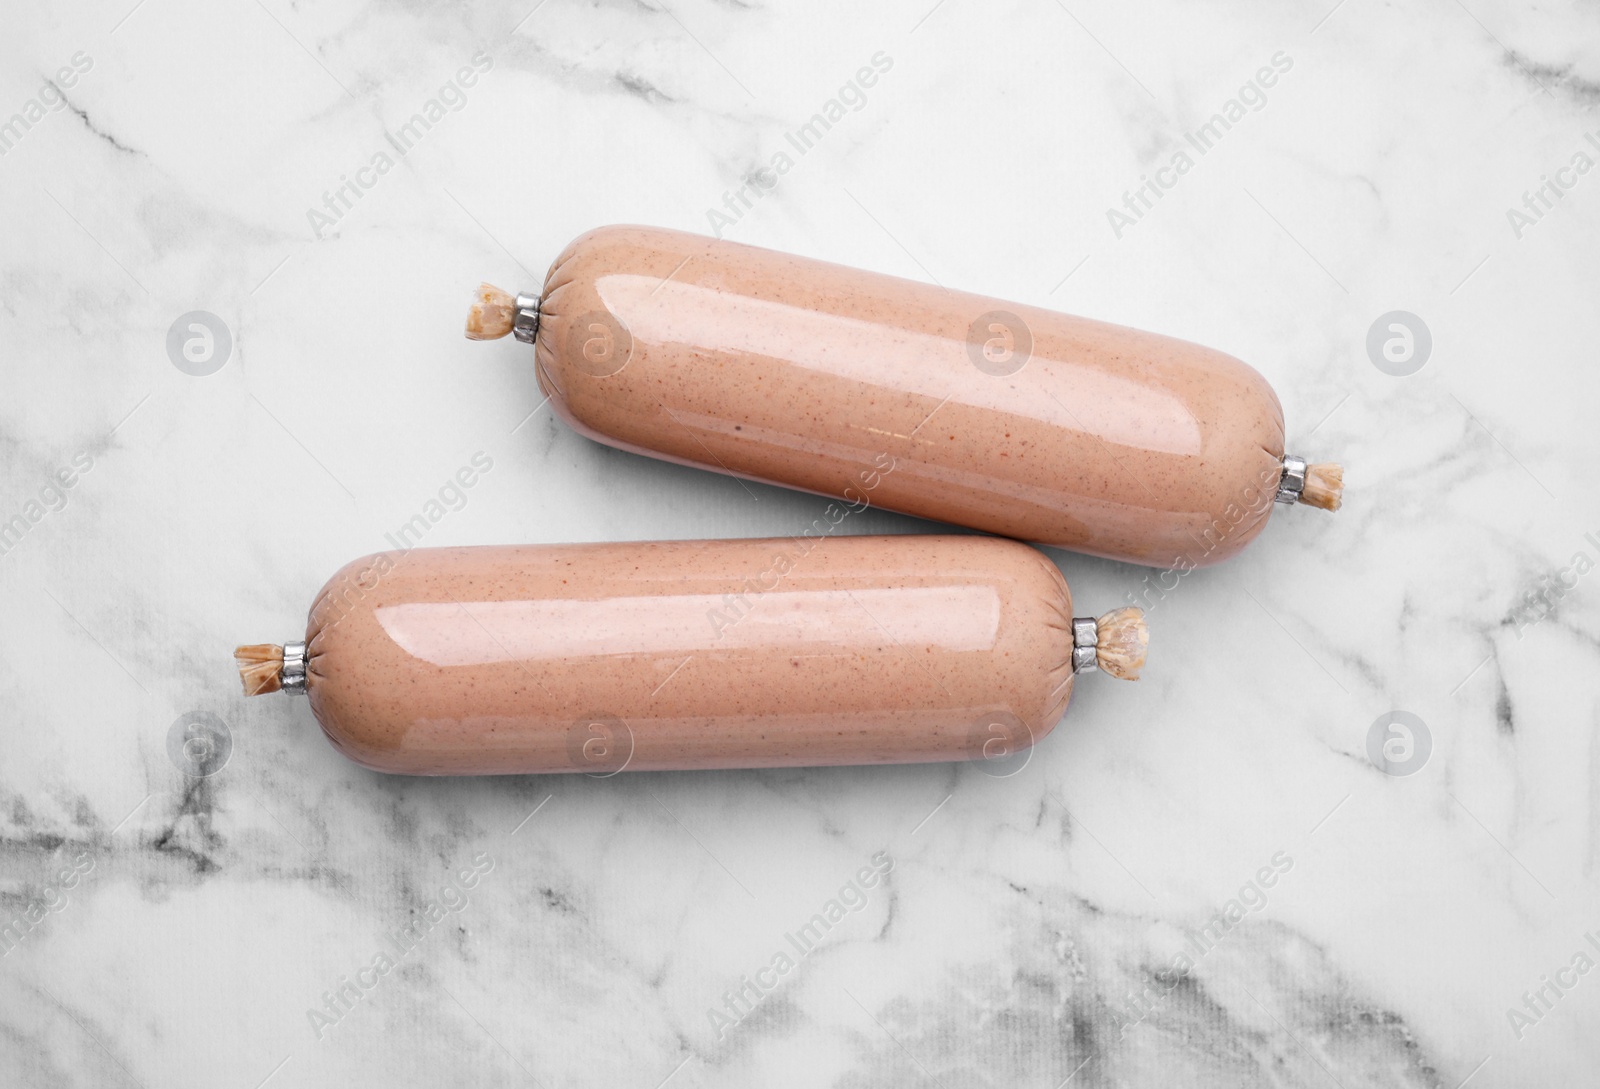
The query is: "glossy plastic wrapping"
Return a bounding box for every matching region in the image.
[534,226,1287,568]
[304,536,1075,775]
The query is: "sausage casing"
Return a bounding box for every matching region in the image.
[533,226,1286,568]
[304,535,1075,775]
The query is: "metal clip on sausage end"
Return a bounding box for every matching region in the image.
[1072,608,1147,681]
[281,641,307,694]
[512,292,540,344]
[1276,454,1344,512]
[234,641,306,697]
[1275,454,1308,505]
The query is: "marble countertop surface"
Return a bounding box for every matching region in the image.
[3,0,1598,1085]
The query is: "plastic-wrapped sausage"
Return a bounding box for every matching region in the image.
[467,226,1341,569]
[236,535,1146,775]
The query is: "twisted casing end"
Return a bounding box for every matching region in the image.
[1299,463,1343,512]
[1094,607,1148,681]
[235,644,284,696]
[465,283,516,340]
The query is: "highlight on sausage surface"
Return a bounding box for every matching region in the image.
[467,225,1342,568]
[237,536,1146,776]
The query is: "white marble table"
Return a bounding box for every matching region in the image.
[2,1,1597,1085]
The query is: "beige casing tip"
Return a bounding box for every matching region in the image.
[1299,462,1344,512]
[465,283,516,341]
[1094,608,1148,681]
[235,643,284,696]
